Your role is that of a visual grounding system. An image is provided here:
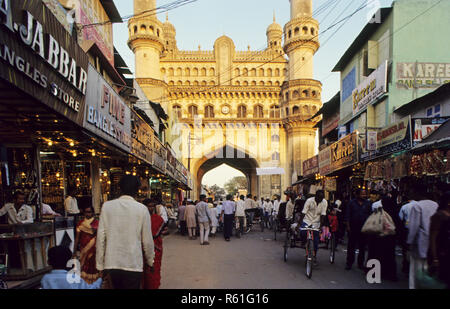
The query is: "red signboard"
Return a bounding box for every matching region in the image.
[303,155,319,177]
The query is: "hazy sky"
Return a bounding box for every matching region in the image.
[112,0,395,187]
[202,164,244,187]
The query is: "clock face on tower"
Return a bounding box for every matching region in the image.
[221,106,230,115]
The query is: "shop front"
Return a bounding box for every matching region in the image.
[325,132,361,200]
[0,0,90,283]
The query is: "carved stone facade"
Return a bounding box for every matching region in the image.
[129,0,322,198]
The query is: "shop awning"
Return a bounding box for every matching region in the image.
[413,119,450,151]
[256,167,285,176]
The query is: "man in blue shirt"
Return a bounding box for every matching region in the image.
[41,246,102,289]
[344,189,372,270]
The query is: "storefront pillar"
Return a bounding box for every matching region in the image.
[33,144,43,222]
[91,157,101,214]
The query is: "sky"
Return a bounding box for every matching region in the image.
[202,164,244,188]
[112,0,395,187]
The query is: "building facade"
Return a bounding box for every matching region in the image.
[129,0,322,198]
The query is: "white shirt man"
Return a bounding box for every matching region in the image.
[235,199,246,217]
[157,204,168,223]
[399,200,418,229]
[96,195,154,274]
[263,200,274,214]
[285,198,295,220]
[0,203,34,224]
[64,196,80,215]
[302,197,328,229]
[244,197,257,210]
[42,203,61,216]
[273,198,281,215]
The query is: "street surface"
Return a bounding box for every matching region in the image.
[160,229,408,289]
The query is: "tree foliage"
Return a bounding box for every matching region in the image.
[224,176,247,196]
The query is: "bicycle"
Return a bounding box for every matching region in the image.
[300,226,320,279]
[329,231,336,264]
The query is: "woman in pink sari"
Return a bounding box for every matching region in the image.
[142,199,165,289]
[73,207,100,284]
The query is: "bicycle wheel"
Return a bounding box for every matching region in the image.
[329,233,336,264]
[260,219,265,232]
[283,231,289,262]
[306,238,313,279]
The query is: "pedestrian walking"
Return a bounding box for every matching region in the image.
[96,175,154,290]
[235,195,246,237]
[221,194,236,241]
[196,195,211,245]
[208,203,219,237]
[185,200,197,240]
[343,189,372,271]
[73,206,100,284]
[263,198,273,229]
[398,190,419,274]
[407,186,439,289]
[142,199,165,289]
[178,200,187,236]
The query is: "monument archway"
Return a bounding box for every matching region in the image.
[193,145,259,199]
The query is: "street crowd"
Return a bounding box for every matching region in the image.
[37,174,450,289]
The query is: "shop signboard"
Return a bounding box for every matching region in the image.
[0,0,89,125]
[165,145,176,179]
[319,146,331,176]
[361,117,412,162]
[352,61,388,116]
[84,65,131,153]
[324,178,337,192]
[329,132,359,173]
[152,135,166,174]
[367,131,378,151]
[412,118,446,145]
[131,110,153,165]
[396,62,450,89]
[302,155,319,177]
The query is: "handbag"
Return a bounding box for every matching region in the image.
[361,209,383,235]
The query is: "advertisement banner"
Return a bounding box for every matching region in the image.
[367,131,378,151]
[360,117,412,162]
[330,132,359,173]
[319,146,331,176]
[302,155,319,177]
[412,117,447,146]
[152,135,166,174]
[352,61,388,115]
[0,0,89,125]
[84,65,131,152]
[131,110,153,164]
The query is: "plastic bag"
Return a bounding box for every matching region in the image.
[361,210,383,235]
[380,210,396,237]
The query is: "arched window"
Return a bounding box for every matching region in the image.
[250,68,256,77]
[201,80,207,86]
[235,68,240,76]
[134,26,138,34]
[270,105,280,118]
[243,68,248,77]
[312,90,317,98]
[302,90,309,97]
[235,81,241,86]
[193,81,199,86]
[302,27,308,35]
[285,107,289,116]
[177,80,182,86]
[201,68,207,76]
[193,68,199,76]
[288,30,292,38]
[209,68,215,76]
[283,68,288,77]
[294,27,299,35]
[185,68,190,76]
[149,26,154,35]
[168,68,174,76]
[259,81,265,86]
[267,69,273,77]
[185,81,191,86]
[259,68,265,77]
[267,81,273,86]
[204,105,214,118]
[140,25,147,33]
[251,81,257,86]
[237,105,247,118]
[253,105,264,118]
[271,134,280,142]
[243,81,249,86]
[285,92,289,101]
[161,68,166,75]
[275,81,280,86]
[157,29,160,37]
[311,28,315,36]
[188,105,198,118]
[272,152,280,161]
[293,91,300,99]
[176,68,182,76]
[209,81,215,86]
[168,81,174,86]
[293,106,300,114]
[172,105,182,118]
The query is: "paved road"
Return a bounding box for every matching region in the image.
[160,229,409,289]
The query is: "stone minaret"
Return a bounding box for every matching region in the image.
[283,0,322,180]
[128,0,167,104]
